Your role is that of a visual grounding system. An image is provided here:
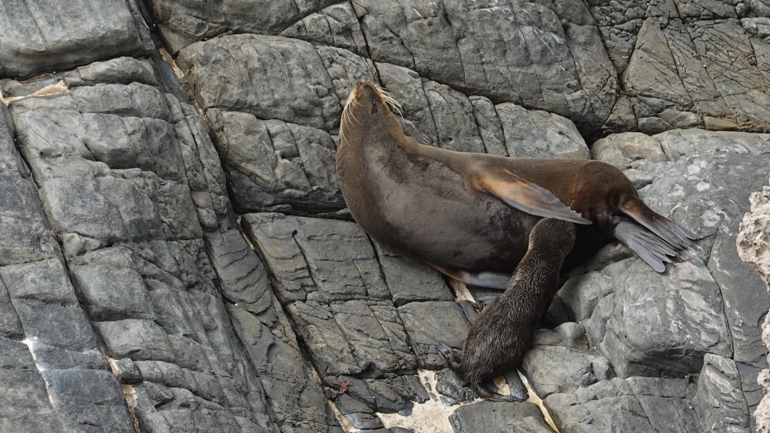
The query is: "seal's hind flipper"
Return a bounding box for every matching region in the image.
[476,168,592,225]
[436,342,462,371]
[620,196,696,249]
[428,264,511,290]
[474,382,527,402]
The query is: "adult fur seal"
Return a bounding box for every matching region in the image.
[436,218,577,401]
[337,81,694,288]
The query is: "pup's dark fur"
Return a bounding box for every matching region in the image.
[437,218,576,401]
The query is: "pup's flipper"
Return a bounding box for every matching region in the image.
[474,381,528,402]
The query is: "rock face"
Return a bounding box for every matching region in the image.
[0,0,153,79]
[738,176,770,433]
[0,2,769,433]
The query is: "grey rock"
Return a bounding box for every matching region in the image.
[9,83,204,246]
[0,258,133,432]
[450,401,553,433]
[335,392,384,429]
[523,344,607,397]
[149,0,339,53]
[0,103,59,265]
[5,71,289,432]
[655,129,770,162]
[70,264,155,321]
[585,253,732,378]
[470,96,508,157]
[497,103,590,159]
[617,12,770,133]
[287,300,361,377]
[242,213,390,303]
[165,95,235,232]
[280,3,368,56]
[371,243,455,307]
[0,57,158,100]
[625,377,703,433]
[204,229,272,314]
[43,369,135,432]
[113,358,143,385]
[1,259,108,370]
[363,376,430,411]
[546,377,702,433]
[0,339,66,433]
[352,0,617,133]
[737,362,764,430]
[178,35,343,132]
[557,270,616,322]
[642,153,770,368]
[317,45,380,110]
[422,80,485,153]
[95,319,176,363]
[208,111,345,214]
[554,322,590,350]
[330,300,417,374]
[399,301,473,369]
[697,354,750,432]
[0,281,23,339]
[0,0,152,79]
[591,132,669,167]
[228,306,326,431]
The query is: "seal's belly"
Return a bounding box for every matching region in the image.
[351,166,537,272]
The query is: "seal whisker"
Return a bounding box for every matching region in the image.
[346,105,361,125]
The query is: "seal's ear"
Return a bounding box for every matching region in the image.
[475,168,592,225]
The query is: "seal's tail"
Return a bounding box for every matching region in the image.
[615,196,696,272]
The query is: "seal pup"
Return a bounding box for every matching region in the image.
[436,218,577,401]
[337,81,694,288]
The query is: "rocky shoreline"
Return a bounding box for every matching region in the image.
[1,1,769,432]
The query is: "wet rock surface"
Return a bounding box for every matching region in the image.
[1,1,769,433]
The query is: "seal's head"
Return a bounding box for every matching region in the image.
[340,81,402,145]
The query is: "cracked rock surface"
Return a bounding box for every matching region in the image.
[0,1,769,433]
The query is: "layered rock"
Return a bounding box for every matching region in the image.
[0,0,153,79]
[1,59,342,433]
[1,1,769,432]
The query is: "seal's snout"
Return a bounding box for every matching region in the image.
[342,82,402,130]
[357,81,383,108]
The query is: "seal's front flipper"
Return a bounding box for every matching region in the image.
[475,168,592,225]
[619,196,696,249]
[613,219,676,273]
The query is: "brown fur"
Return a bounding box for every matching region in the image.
[337,82,692,284]
[437,218,576,401]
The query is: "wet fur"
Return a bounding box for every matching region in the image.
[437,218,577,401]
